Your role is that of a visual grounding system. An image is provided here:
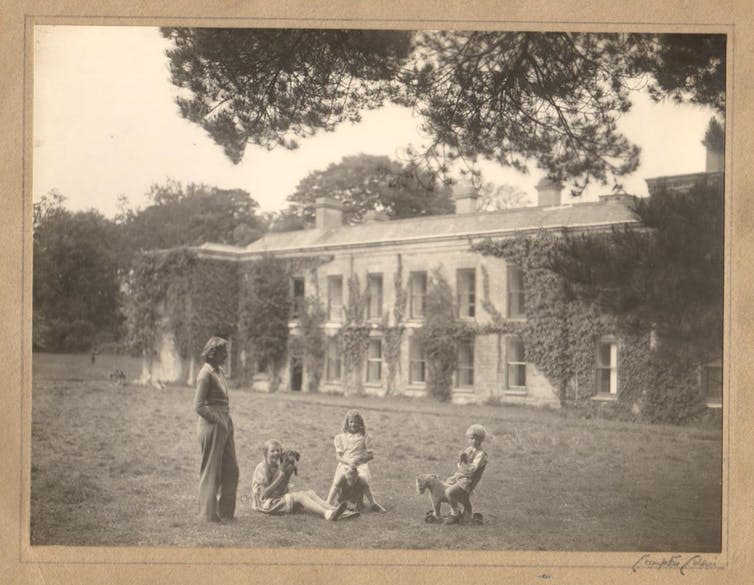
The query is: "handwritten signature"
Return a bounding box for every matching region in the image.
[632,554,719,575]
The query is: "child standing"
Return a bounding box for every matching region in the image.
[326,410,386,512]
[443,423,491,524]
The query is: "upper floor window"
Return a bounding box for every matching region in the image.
[366,338,382,383]
[366,273,383,321]
[291,276,305,319]
[507,265,525,319]
[409,271,427,319]
[506,336,526,389]
[457,269,476,318]
[596,337,618,395]
[327,275,343,321]
[456,339,474,388]
[325,338,342,382]
[409,336,426,384]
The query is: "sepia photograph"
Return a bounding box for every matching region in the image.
[27,23,726,559]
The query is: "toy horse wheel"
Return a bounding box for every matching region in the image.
[425,510,437,523]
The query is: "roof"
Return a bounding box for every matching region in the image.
[198,198,639,259]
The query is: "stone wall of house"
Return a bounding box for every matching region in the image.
[275,238,561,407]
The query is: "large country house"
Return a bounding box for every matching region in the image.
[142,150,723,413]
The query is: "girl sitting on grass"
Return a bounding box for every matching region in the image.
[251,439,358,521]
[326,410,386,512]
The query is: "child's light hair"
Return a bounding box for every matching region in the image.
[466,424,494,442]
[342,410,366,434]
[263,439,282,456]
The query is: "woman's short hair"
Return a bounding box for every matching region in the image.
[201,336,228,361]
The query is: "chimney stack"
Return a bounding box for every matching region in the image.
[315,197,343,230]
[452,179,479,214]
[535,177,563,207]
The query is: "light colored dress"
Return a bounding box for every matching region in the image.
[250,460,293,514]
[333,432,373,483]
[444,446,488,493]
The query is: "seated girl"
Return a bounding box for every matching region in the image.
[443,423,490,524]
[326,410,386,512]
[251,439,358,521]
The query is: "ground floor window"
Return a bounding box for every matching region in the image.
[366,338,382,383]
[596,337,618,395]
[456,339,474,388]
[409,337,426,384]
[506,336,526,389]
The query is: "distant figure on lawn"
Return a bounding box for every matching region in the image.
[326,410,386,513]
[193,336,239,523]
[251,439,358,521]
[442,424,490,525]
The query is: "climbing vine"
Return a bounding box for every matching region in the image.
[339,273,369,395]
[238,254,290,390]
[471,231,700,421]
[297,297,327,392]
[383,255,407,395]
[415,270,473,401]
[125,248,238,362]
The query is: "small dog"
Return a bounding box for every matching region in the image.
[280,449,301,476]
[109,368,126,385]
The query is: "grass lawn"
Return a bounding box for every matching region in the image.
[30,352,722,551]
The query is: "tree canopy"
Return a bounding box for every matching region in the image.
[119,180,264,260]
[33,192,123,350]
[161,29,725,191]
[286,154,454,225]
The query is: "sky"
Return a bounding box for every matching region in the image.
[33,26,718,218]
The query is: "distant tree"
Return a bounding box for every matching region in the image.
[477,183,531,211]
[702,116,725,151]
[33,191,123,350]
[120,180,264,259]
[162,29,724,191]
[264,208,309,233]
[287,154,453,225]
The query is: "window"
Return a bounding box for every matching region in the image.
[366,338,382,383]
[409,271,427,319]
[507,265,525,318]
[327,275,343,321]
[702,361,722,405]
[409,337,426,384]
[366,273,383,320]
[506,336,526,388]
[291,276,305,319]
[596,338,618,395]
[325,338,341,382]
[457,269,476,318]
[456,339,474,388]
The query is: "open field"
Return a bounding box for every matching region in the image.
[30,353,722,551]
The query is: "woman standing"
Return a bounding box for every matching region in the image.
[194,336,239,522]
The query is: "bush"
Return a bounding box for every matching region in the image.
[37,319,96,352]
